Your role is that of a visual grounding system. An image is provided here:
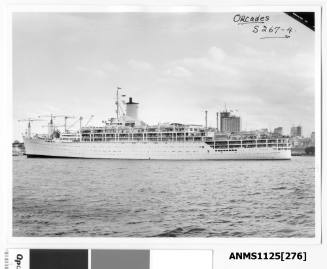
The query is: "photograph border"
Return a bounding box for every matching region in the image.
[2,3,323,249]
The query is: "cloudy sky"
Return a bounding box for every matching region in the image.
[13,12,315,140]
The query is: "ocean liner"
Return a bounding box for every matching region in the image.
[22,89,291,160]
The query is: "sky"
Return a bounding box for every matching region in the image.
[12,12,315,141]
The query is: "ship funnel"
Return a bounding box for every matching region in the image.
[126,97,139,120]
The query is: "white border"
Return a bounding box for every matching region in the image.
[1,2,324,252]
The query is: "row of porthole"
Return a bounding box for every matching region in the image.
[215,149,237,152]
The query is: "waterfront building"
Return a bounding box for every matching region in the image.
[290,126,302,137]
[12,140,25,156]
[310,132,315,145]
[220,111,241,133]
[274,127,283,135]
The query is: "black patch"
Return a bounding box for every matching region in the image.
[30,249,88,269]
[285,12,315,31]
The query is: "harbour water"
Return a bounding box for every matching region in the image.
[13,156,315,237]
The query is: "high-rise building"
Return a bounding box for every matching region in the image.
[273,127,283,135]
[220,111,241,133]
[290,126,302,137]
[310,131,315,145]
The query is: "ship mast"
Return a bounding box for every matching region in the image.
[18,118,44,138]
[205,110,208,130]
[116,87,121,120]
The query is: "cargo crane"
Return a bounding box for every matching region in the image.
[38,114,74,137]
[58,115,75,132]
[67,116,84,130]
[38,114,75,132]
[85,115,94,127]
[67,115,93,131]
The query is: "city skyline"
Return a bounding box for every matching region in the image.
[13,107,313,142]
[13,12,315,140]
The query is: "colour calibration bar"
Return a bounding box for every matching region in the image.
[6,249,213,269]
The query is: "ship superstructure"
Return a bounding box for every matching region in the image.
[22,89,291,160]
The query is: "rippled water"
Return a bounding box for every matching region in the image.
[13,156,315,237]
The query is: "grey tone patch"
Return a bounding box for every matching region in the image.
[91,250,150,269]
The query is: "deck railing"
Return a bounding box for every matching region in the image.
[71,131,291,149]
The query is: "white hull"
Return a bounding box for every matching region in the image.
[24,138,291,160]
